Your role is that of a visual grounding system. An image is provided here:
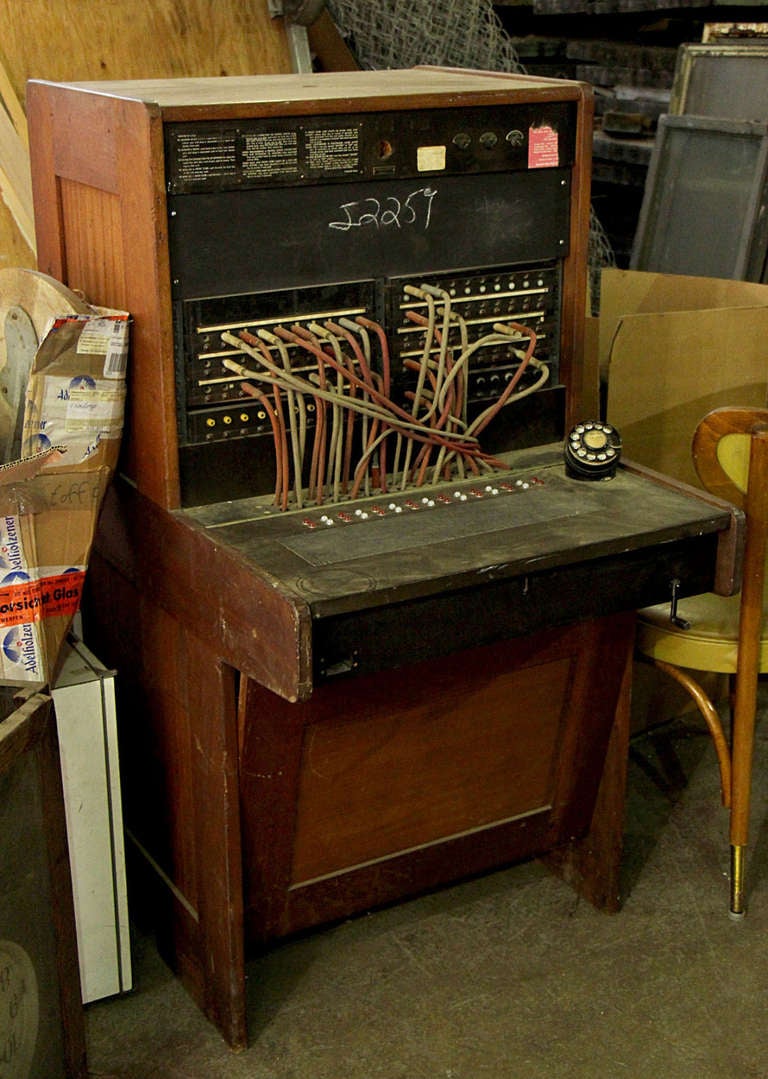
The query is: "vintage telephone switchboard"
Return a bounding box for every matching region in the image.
[27,70,739,1047]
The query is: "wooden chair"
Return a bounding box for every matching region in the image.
[636,406,768,917]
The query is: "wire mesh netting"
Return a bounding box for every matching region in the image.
[325,0,524,73]
[588,206,616,314]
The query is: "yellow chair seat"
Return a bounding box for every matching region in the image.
[637,591,768,674]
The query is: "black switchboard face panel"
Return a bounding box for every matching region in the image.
[166,101,577,507]
[165,103,577,193]
[168,169,570,299]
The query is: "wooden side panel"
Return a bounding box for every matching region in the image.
[136,603,199,905]
[29,87,182,508]
[83,552,204,1018]
[92,480,312,701]
[59,180,126,303]
[82,555,199,911]
[83,553,247,1048]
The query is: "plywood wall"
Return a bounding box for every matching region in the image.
[0,0,292,270]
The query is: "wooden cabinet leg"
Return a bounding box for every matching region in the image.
[185,635,247,1049]
[542,645,631,912]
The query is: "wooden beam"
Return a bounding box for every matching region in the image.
[0,104,34,253]
[0,46,28,147]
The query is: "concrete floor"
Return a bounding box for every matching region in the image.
[85,705,768,1079]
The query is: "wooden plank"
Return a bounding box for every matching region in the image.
[0,104,34,251]
[0,45,27,145]
[0,0,292,269]
[0,0,291,104]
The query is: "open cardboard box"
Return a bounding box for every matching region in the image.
[601,268,768,488]
[598,268,768,730]
[0,304,128,685]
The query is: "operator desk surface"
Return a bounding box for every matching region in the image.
[178,443,735,693]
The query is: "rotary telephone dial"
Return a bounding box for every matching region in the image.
[564,421,622,480]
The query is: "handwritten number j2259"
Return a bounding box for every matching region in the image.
[328,188,437,233]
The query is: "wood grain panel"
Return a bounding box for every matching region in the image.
[59,180,125,305]
[84,554,248,1046]
[0,0,290,100]
[237,614,636,943]
[134,600,199,910]
[291,656,572,883]
[0,0,290,268]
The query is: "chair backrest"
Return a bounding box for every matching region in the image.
[693,406,768,511]
[694,406,768,741]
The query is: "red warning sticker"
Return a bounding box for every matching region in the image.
[528,125,559,169]
[0,571,86,629]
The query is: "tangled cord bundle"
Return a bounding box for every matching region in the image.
[222,290,547,510]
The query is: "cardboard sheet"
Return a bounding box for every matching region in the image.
[603,269,768,488]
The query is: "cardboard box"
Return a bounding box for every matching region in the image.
[0,308,129,685]
[22,312,128,472]
[602,268,768,488]
[599,269,768,731]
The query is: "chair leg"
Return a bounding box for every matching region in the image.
[724,424,768,917]
[730,845,746,919]
[650,657,754,916]
[647,657,744,912]
[729,677,759,918]
[651,658,732,807]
